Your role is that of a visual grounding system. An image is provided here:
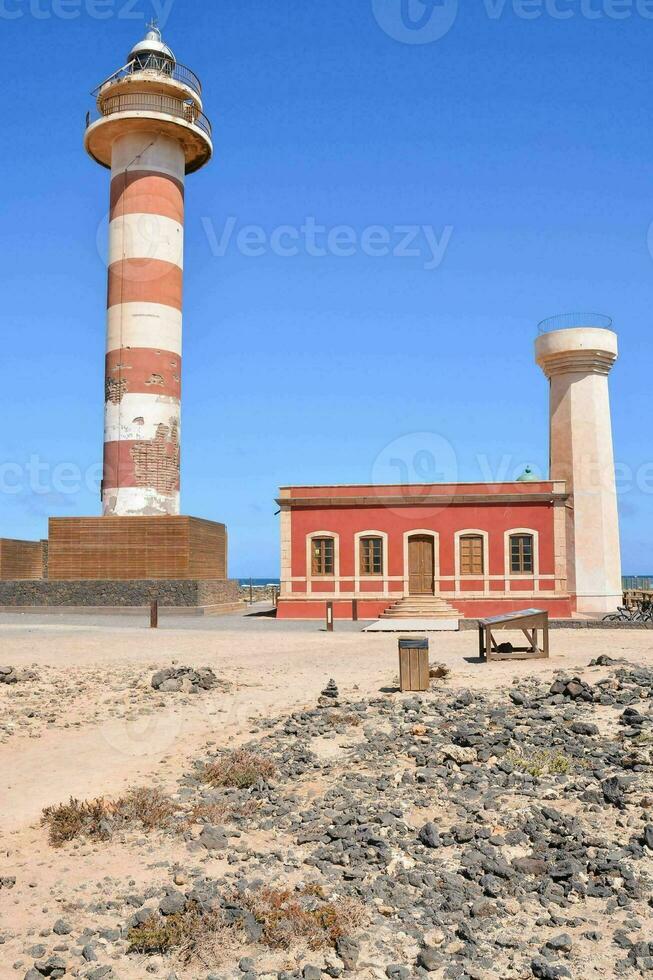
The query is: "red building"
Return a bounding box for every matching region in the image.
[276,323,624,622]
[276,480,572,621]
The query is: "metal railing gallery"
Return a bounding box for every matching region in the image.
[537,312,613,334]
[93,55,202,99]
[87,93,212,140]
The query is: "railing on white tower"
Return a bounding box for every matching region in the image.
[92,55,202,99]
[86,92,212,140]
[537,312,613,334]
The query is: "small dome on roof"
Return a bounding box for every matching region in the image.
[516,465,540,483]
[128,23,176,64]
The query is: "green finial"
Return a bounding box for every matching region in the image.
[517,465,539,483]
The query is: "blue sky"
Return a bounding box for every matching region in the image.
[0,0,651,576]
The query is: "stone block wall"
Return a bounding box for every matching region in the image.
[0,578,240,608]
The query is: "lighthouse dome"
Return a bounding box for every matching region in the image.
[127,24,176,66]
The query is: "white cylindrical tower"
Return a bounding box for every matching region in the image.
[84,25,212,516]
[536,315,622,614]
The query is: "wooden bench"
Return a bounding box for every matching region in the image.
[478,608,549,662]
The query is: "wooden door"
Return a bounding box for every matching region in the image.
[408,536,434,595]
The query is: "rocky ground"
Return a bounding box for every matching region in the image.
[1,649,652,980]
[0,664,231,745]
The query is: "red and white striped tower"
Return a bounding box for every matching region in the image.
[85,26,212,516]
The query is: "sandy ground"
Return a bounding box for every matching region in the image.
[0,609,651,978]
[2,612,652,834]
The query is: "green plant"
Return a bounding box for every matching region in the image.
[128,912,190,954]
[505,749,572,777]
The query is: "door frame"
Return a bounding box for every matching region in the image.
[403,530,439,596]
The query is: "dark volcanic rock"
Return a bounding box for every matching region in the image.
[151,666,219,693]
[197,824,228,851]
[39,657,653,980]
[532,959,572,979]
[335,936,360,970]
[418,822,441,849]
[416,947,441,972]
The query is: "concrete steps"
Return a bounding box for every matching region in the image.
[381,595,460,620]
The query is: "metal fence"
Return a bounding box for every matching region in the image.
[623,576,653,591]
[93,56,202,99]
[89,93,212,140]
[537,313,613,334]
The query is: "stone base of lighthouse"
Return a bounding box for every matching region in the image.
[0,515,240,613]
[0,577,241,614]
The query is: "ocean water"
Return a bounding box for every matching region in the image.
[238,578,280,587]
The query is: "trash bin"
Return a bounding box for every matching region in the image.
[398,637,429,692]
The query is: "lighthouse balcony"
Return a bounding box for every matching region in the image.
[92,92,211,138]
[94,56,204,112]
[95,54,202,96]
[85,92,213,174]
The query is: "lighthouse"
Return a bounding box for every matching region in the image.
[85,24,212,517]
[536,316,622,614]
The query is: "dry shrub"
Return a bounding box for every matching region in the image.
[117,787,177,832]
[41,797,113,847]
[240,885,366,951]
[128,906,239,968]
[42,787,177,847]
[203,749,276,789]
[188,798,262,826]
[128,885,365,967]
[176,909,242,968]
[325,711,361,728]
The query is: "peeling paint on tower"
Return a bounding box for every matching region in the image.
[85,22,212,517]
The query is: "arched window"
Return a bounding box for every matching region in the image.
[460,534,484,576]
[510,533,534,574]
[311,537,335,576]
[360,536,384,576]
